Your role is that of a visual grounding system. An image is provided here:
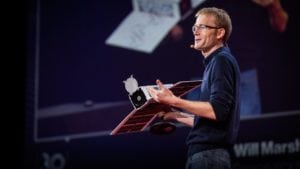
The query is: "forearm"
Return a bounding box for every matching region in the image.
[160,111,194,127]
[175,112,194,127]
[172,97,217,120]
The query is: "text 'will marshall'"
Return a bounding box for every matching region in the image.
[234,138,299,158]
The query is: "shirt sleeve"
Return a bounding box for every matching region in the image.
[209,55,235,122]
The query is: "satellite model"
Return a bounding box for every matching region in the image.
[110,75,201,135]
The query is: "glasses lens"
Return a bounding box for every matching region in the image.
[192,25,197,32]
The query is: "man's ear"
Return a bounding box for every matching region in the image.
[216,28,225,40]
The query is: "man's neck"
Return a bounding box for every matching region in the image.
[202,43,224,58]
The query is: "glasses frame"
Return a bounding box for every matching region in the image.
[192,24,221,33]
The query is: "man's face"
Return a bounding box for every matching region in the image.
[193,14,220,53]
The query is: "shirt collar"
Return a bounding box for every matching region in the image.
[203,45,230,66]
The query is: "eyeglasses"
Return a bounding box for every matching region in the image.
[192,24,220,33]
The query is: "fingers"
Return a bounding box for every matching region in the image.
[157,111,178,121]
[147,79,165,102]
[147,87,155,96]
[156,79,167,90]
[157,111,166,120]
[147,79,171,103]
[147,87,158,102]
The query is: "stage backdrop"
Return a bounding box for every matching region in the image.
[24,0,300,168]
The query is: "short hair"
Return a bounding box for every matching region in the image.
[195,7,232,43]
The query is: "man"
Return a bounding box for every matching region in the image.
[148,7,240,169]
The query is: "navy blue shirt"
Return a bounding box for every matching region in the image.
[186,46,240,157]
